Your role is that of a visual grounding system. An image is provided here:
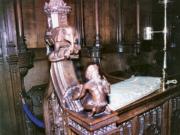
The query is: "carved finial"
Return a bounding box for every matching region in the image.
[44,0,71,14]
[44,0,71,28]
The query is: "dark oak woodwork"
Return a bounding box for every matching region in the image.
[0,0,34,134]
[115,84,180,135]
[21,0,47,48]
[67,110,119,135]
[171,97,180,135]
[21,0,152,51]
[1,0,180,135]
[43,1,119,134]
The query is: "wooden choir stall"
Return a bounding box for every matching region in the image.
[1,0,180,135]
[42,0,180,135]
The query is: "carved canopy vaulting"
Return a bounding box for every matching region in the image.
[44,0,71,28]
[44,0,71,14]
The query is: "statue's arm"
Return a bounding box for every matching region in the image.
[72,83,91,100]
[78,85,87,99]
[72,84,84,100]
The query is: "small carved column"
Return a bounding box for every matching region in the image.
[0,34,2,62]
[14,2,34,133]
[91,0,101,64]
[116,0,124,53]
[95,0,100,48]
[7,55,27,135]
[135,0,141,55]
[14,0,26,52]
[75,0,86,47]
[171,97,180,134]
[80,0,86,47]
[14,0,33,91]
[0,0,33,134]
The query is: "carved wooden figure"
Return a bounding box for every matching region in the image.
[42,0,180,135]
[43,0,117,134]
[48,26,80,61]
[43,0,81,134]
[73,64,111,117]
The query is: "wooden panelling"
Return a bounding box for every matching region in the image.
[108,0,118,45]
[0,32,3,62]
[22,0,47,48]
[114,86,180,135]
[66,0,76,27]
[0,58,26,135]
[0,0,34,134]
[83,0,95,46]
[22,0,77,48]
[0,65,14,135]
[123,0,136,44]
[171,97,180,135]
[21,0,151,51]
[99,0,111,45]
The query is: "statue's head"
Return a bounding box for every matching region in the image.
[85,64,100,80]
[51,27,77,45]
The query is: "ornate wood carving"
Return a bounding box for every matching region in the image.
[143,107,161,135]
[42,0,180,134]
[118,121,133,135]
[171,97,180,135]
[72,64,111,117]
[43,0,119,134]
[117,106,162,135]
[0,33,3,63]
[67,110,119,135]
[0,0,34,134]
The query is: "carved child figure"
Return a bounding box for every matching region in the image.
[73,64,111,117]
